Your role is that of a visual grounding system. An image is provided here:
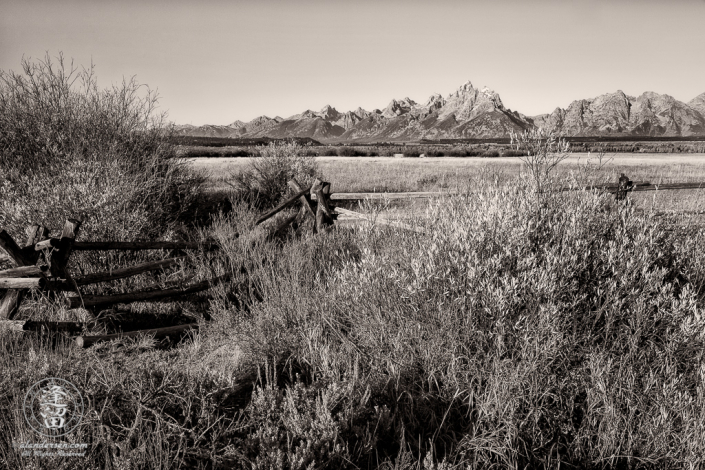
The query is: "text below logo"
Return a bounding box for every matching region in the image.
[23,378,84,437]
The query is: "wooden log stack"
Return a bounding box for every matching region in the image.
[0,219,233,348]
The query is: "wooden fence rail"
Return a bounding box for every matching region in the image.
[75,323,198,348]
[2,172,692,347]
[0,219,226,322]
[333,207,426,234]
[35,240,222,251]
[326,180,705,201]
[0,177,321,346]
[65,274,232,309]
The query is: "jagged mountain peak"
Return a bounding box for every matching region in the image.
[318,105,340,120]
[438,80,506,121]
[179,80,705,142]
[250,115,274,124]
[480,86,504,108]
[382,97,417,118]
[355,107,370,118]
[688,92,705,116]
[287,109,318,120]
[424,93,445,106]
[456,80,474,94]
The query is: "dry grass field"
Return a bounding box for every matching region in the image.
[3,57,705,469]
[193,152,705,189]
[193,152,705,219]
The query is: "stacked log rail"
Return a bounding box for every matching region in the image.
[3,172,699,346]
[325,180,705,201]
[0,234,223,318]
[0,223,230,348]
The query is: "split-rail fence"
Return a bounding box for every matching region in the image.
[0,173,700,347]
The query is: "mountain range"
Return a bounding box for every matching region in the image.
[176,81,705,142]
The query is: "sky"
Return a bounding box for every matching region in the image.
[2,0,704,126]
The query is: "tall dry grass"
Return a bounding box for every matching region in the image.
[2,170,704,468]
[2,60,704,468]
[179,175,705,468]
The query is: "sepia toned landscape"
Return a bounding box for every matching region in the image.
[2,1,705,469]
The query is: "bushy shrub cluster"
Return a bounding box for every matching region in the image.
[222,181,705,468]
[3,175,704,468]
[229,141,319,210]
[335,147,361,157]
[334,147,381,157]
[180,147,254,158]
[0,54,203,248]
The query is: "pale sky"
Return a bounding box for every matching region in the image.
[2,0,704,126]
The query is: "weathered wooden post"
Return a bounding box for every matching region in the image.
[50,219,81,281]
[288,179,317,233]
[616,173,633,201]
[311,179,335,233]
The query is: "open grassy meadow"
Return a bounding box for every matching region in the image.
[194,152,705,219]
[193,153,705,189]
[2,58,705,470]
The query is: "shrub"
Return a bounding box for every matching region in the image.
[500,149,526,157]
[229,141,319,210]
[215,180,705,468]
[336,146,360,157]
[181,147,254,158]
[510,128,570,194]
[0,54,203,248]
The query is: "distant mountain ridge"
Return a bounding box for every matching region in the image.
[175,81,705,142]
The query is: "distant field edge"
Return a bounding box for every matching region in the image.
[172,135,705,148]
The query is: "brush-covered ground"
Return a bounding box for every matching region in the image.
[1,58,705,469]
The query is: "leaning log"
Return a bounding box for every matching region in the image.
[0,265,48,277]
[66,274,230,309]
[41,240,221,251]
[288,179,316,217]
[75,323,199,348]
[0,278,45,289]
[70,257,184,287]
[0,230,32,266]
[266,211,300,241]
[255,186,312,225]
[0,320,88,333]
